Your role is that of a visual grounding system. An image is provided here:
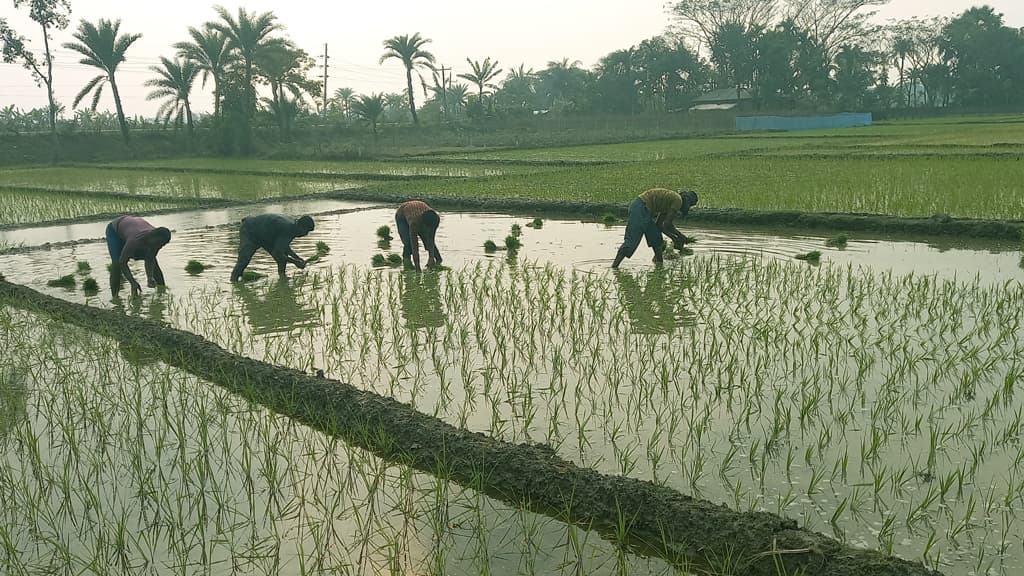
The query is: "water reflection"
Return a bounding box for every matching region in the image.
[614,268,696,335]
[400,271,445,330]
[235,278,320,335]
[0,366,28,441]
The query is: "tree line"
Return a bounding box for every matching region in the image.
[3,0,1023,156]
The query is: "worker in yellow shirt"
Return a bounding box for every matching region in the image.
[611,188,698,268]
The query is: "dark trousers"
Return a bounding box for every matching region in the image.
[105,222,124,263]
[395,214,414,259]
[231,224,263,281]
[618,197,664,259]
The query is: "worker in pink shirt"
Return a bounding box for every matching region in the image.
[395,200,443,271]
[105,215,171,297]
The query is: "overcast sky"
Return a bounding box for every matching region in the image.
[2,0,1022,117]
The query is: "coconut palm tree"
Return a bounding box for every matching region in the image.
[255,39,315,140]
[383,92,408,122]
[350,93,385,135]
[379,33,435,125]
[333,87,355,118]
[145,57,199,138]
[174,25,231,119]
[458,57,502,104]
[62,18,141,145]
[209,5,282,152]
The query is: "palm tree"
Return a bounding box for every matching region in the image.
[333,87,355,118]
[145,57,199,138]
[379,33,435,125]
[891,36,914,107]
[209,5,282,152]
[497,64,537,111]
[538,58,586,109]
[174,25,231,119]
[255,39,314,140]
[350,93,385,136]
[62,18,141,145]
[458,57,503,104]
[383,92,408,122]
[447,82,469,116]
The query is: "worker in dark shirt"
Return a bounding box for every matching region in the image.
[395,200,442,271]
[105,215,171,297]
[230,214,315,282]
[612,188,698,268]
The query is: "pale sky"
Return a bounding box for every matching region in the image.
[1,0,1022,118]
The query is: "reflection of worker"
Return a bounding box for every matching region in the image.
[106,215,171,297]
[126,290,167,324]
[614,269,695,335]
[612,189,698,268]
[399,270,445,330]
[234,278,319,335]
[395,200,442,271]
[0,367,28,440]
[230,214,315,281]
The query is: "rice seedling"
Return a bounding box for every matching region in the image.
[825,234,849,248]
[0,188,193,226]
[484,240,498,253]
[601,213,618,226]
[511,223,523,237]
[377,225,393,240]
[76,261,91,273]
[0,304,681,576]
[46,274,75,288]
[316,241,330,255]
[6,199,1024,576]
[185,260,208,274]
[240,270,265,282]
[82,277,99,294]
[794,250,821,263]
[527,217,543,229]
[505,235,522,251]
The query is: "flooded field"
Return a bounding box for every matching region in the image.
[1,200,1022,575]
[0,167,367,200]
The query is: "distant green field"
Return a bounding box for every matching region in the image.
[0,188,193,226]
[1,114,1022,224]
[0,168,364,200]
[372,155,1024,220]
[94,158,552,177]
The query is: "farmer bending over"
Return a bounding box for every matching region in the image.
[230,214,315,281]
[106,215,171,298]
[396,200,443,271]
[611,188,698,268]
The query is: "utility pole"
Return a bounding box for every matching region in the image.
[438,65,451,121]
[321,43,329,116]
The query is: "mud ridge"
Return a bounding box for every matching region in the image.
[0,276,942,576]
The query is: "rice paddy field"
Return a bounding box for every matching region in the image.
[1,115,1023,576]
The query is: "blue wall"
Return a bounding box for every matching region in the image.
[735,112,872,132]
